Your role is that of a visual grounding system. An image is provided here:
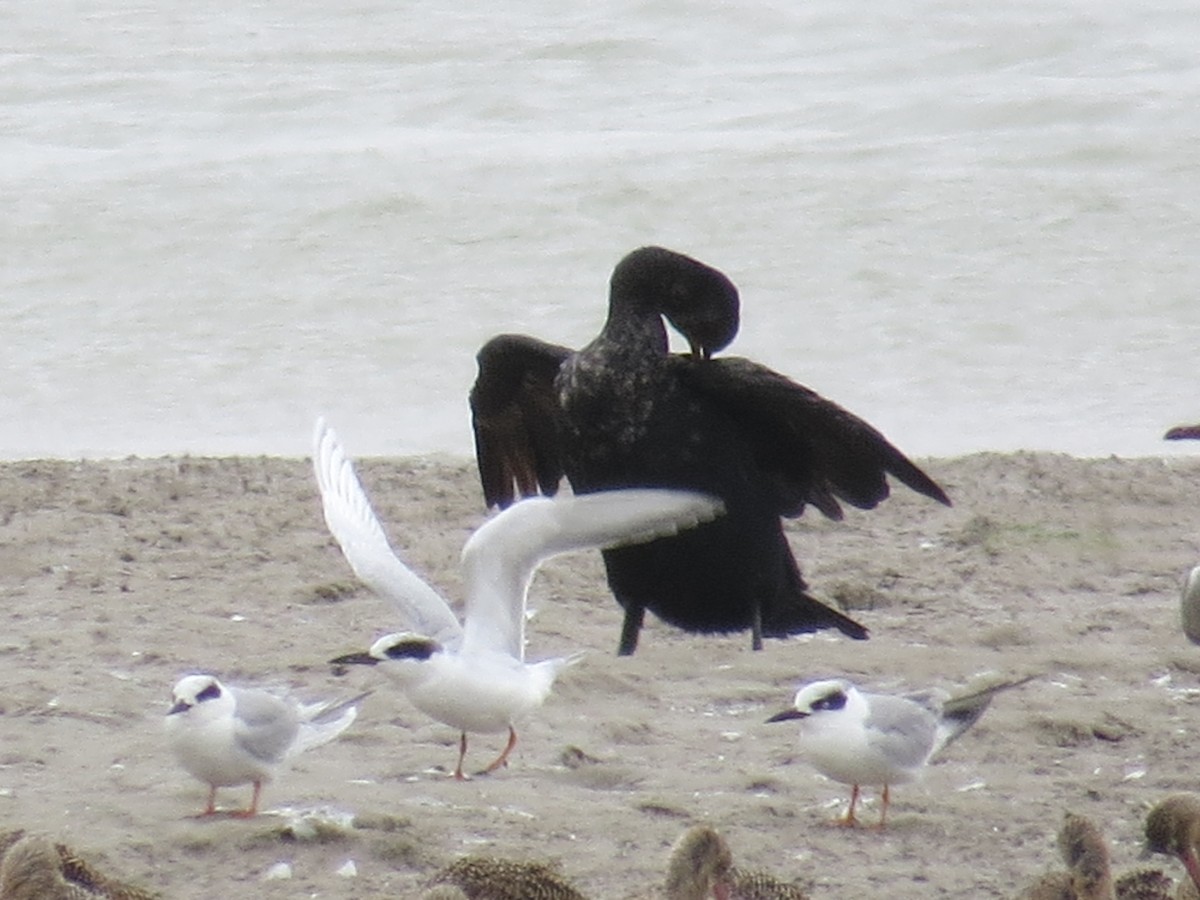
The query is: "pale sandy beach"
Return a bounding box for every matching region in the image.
[2,451,1200,897]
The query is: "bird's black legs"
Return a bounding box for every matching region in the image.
[750,602,764,651]
[617,605,645,656]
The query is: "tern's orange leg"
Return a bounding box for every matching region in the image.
[453,732,470,781]
[193,785,220,818]
[832,784,862,827]
[479,727,518,776]
[231,781,263,818]
[876,784,892,830]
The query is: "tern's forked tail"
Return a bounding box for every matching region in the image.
[291,690,371,756]
[935,674,1039,754]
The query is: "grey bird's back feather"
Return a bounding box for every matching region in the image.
[861,693,940,770]
[232,688,301,764]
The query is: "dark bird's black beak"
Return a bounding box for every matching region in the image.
[765,708,808,724]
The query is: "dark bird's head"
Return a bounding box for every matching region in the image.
[610,246,740,359]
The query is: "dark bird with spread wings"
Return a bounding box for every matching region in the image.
[469,246,951,655]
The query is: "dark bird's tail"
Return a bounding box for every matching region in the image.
[762,549,869,643]
[760,592,869,642]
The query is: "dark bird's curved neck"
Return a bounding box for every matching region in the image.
[597,291,670,357]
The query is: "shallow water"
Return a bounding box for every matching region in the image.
[3,0,1198,460]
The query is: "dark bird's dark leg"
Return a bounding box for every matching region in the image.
[750,603,764,651]
[617,605,645,656]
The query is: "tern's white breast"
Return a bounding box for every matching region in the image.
[798,698,930,787]
[400,651,565,734]
[166,713,275,787]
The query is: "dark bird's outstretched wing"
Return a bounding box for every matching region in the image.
[469,333,573,508]
[677,355,951,520]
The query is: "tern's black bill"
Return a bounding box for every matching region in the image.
[329,651,378,667]
[765,708,808,724]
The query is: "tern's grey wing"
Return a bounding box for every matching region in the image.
[460,489,725,659]
[899,687,951,714]
[862,693,940,770]
[313,418,464,649]
[232,688,301,765]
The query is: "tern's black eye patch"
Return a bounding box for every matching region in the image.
[812,689,847,712]
[196,682,222,703]
[384,638,438,661]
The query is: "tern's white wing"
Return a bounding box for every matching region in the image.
[313,418,464,648]
[460,489,724,659]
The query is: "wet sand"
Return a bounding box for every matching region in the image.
[2,451,1200,897]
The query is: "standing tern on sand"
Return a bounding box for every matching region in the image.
[315,418,724,779]
[766,676,1033,827]
[164,673,365,817]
